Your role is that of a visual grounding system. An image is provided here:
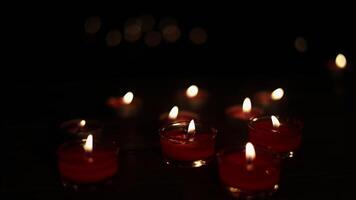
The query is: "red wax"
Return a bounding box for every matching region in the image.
[226,105,263,121]
[249,118,302,153]
[160,130,215,161]
[58,142,118,183]
[159,110,199,124]
[219,151,280,193]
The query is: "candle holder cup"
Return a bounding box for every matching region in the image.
[217,146,281,198]
[57,140,119,190]
[159,121,217,168]
[248,116,303,159]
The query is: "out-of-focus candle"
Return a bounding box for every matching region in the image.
[186,85,199,98]
[159,106,199,125]
[177,85,208,110]
[60,119,102,139]
[335,53,347,69]
[107,91,141,118]
[254,88,286,114]
[270,88,284,101]
[226,97,263,121]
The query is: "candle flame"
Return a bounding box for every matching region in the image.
[123,92,134,104]
[271,88,284,100]
[271,115,280,128]
[245,142,256,161]
[83,134,93,153]
[242,97,252,113]
[187,119,196,135]
[79,120,86,127]
[335,53,347,69]
[186,85,199,98]
[168,106,179,120]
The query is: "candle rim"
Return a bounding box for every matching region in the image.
[159,121,217,141]
[225,105,263,116]
[248,116,303,133]
[159,110,200,121]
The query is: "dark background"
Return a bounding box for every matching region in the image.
[2,4,355,199]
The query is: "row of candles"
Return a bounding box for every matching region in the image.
[57,85,302,198]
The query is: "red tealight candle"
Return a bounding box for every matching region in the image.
[177,85,208,110]
[159,106,199,125]
[328,53,347,72]
[159,120,217,167]
[226,97,263,121]
[60,119,102,138]
[248,115,303,157]
[254,88,284,106]
[57,134,119,186]
[218,142,280,198]
[107,91,141,118]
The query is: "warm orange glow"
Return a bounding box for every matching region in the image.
[84,16,101,34]
[271,115,281,128]
[162,24,181,43]
[271,88,284,100]
[106,30,122,47]
[245,142,256,161]
[186,85,199,98]
[189,27,208,45]
[124,22,142,42]
[123,92,134,104]
[168,106,179,120]
[335,53,347,69]
[144,31,162,47]
[187,120,196,135]
[242,97,252,113]
[139,15,155,32]
[83,134,93,153]
[294,36,307,53]
[79,120,86,127]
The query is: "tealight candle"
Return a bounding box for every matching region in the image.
[218,142,280,198]
[57,134,119,187]
[254,88,285,114]
[177,85,208,110]
[159,106,199,125]
[226,97,263,121]
[248,115,303,158]
[107,91,141,118]
[327,53,348,96]
[60,119,102,139]
[159,120,217,167]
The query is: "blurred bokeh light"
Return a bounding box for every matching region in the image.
[84,16,101,34]
[124,18,142,42]
[294,36,307,53]
[106,30,122,47]
[144,31,162,47]
[335,53,347,69]
[189,27,208,45]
